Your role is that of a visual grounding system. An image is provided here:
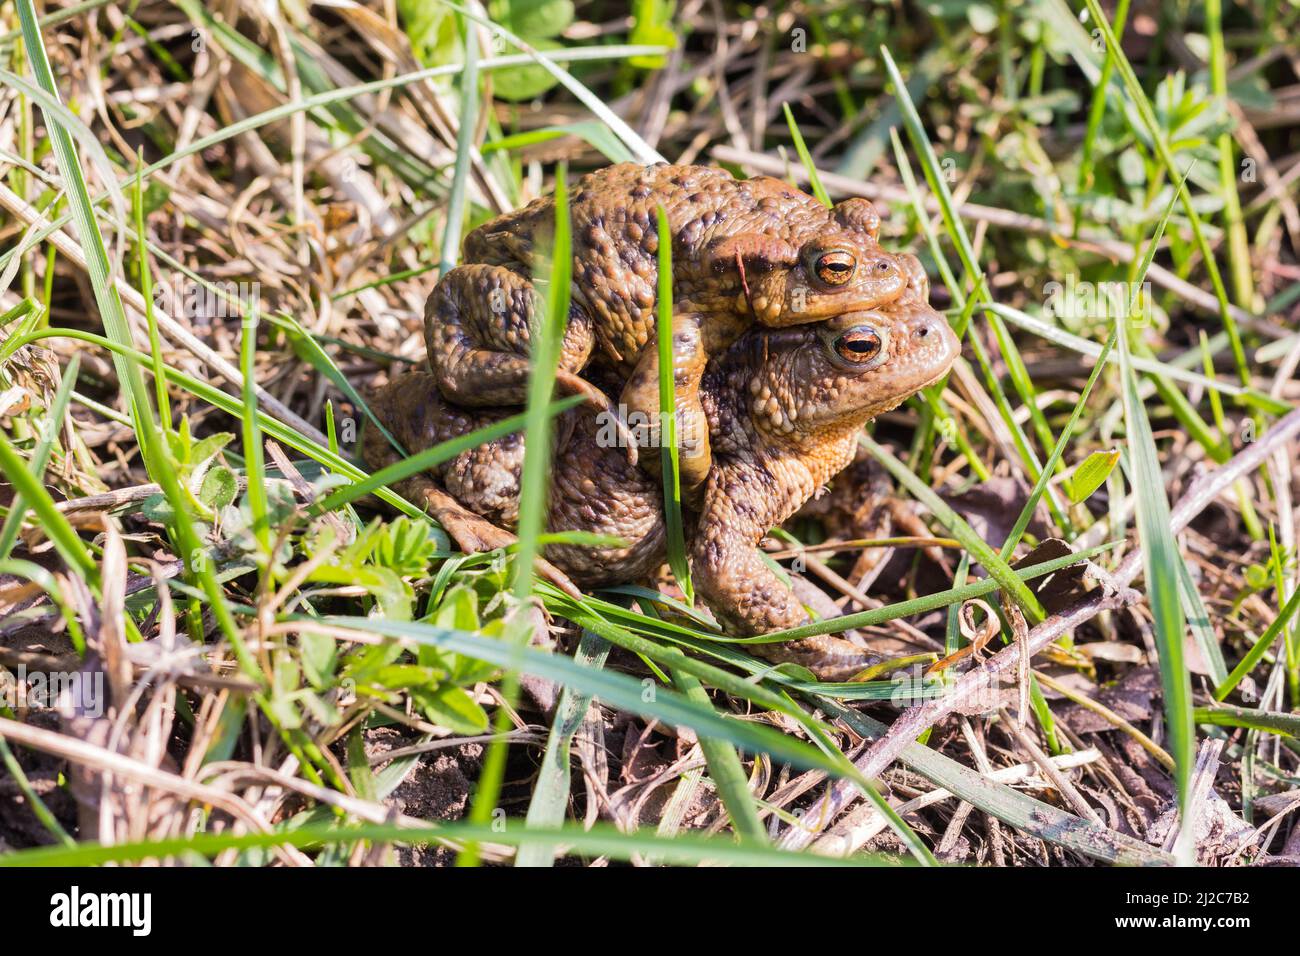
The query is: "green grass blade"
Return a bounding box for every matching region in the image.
[481,121,635,164]
[1215,585,1300,701]
[669,653,768,845]
[516,630,611,867]
[782,104,831,207]
[132,159,169,424]
[512,171,571,602]
[1074,0,1131,196]
[0,733,73,846]
[0,433,98,581]
[0,818,883,869]
[240,313,271,554]
[655,204,693,603]
[1115,322,1195,862]
[462,166,573,866]
[998,327,1115,560]
[438,17,478,278]
[1178,557,1228,686]
[1195,705,1300,739]
[1205,0,1255,312]
[859,432,1047,623]
[662,542,1118,647]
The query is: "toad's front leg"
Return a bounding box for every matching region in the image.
[691,475,876,681]
[620,313,714,497]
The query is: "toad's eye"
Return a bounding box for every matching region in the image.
[832,327,884,364]
[814,251,856,286]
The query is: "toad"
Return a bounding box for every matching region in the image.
[367,281,958,679]
[423,162,913,497]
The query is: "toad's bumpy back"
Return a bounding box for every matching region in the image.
[420,162,913,494]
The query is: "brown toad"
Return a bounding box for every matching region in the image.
[424,162,914,497]
[367,283,959,679]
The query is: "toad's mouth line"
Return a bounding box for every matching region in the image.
[913,361,957,393]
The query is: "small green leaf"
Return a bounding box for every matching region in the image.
[202,695,247,765]
[1062,448,1120,504]
[498,0,574,38]
[300,630,339,690]
[371,664,442,690]
[397,0,458,67]
[654,204,693,605]
[434,584,481,632]
[414,683,490,735]
[189,432,234,475]
[141,493,175,524]
[629,0,676,69]
[199,464,239,510]
[371,516,441,576]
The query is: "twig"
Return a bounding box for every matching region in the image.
[1162,738,1225,856]
[0,714,309,865]
[999,708,1105,826]
[811,748,1101,858]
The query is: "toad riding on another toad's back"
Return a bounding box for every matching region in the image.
[366,162,960,679]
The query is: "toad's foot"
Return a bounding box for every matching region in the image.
[555,369,637,468]
[757,633,882,682]
[621,313,712,497]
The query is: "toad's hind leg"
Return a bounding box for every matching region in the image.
[425,263,595,406]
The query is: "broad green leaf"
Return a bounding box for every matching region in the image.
[413,683,490,735]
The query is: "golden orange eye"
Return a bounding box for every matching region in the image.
[814,251,855,286]
[833,327,884,364]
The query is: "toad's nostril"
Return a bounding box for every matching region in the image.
[916,324,930,339]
